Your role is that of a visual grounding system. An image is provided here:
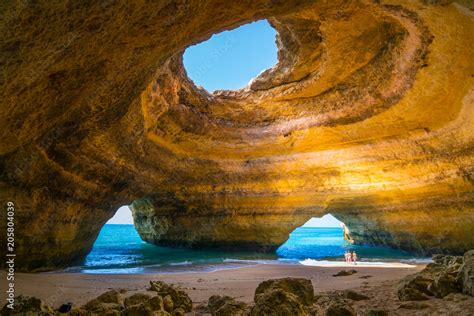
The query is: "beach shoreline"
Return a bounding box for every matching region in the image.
[1,262,425,309]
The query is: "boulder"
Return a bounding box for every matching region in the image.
[428,270,459,298]
[83,289,124,310]
[148,296,165,311]
[0,295,55,315]
[208,295,248,316]
[124,293,153,307]
[123,303,155,316]
[458,249,474,296]
[83,303,123,315]
[325,301,356,316]
[314,293,356,316]
[171,307,185,316]
[430,254,463,279]
[332,270,357,277]
[123,295,164,315]
[397,251,470,301]
[254,277,314,306]
[432,254,462,266]
[162,295,174,312]
[250,288,309,316]
[396,273,432,301]
[149,281,192,312]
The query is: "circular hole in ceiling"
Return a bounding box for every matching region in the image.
[183,19,277,93]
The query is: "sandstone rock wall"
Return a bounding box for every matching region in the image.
[0,0,473,270]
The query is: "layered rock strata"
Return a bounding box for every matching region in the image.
[0,0,473,270]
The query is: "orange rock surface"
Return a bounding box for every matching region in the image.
[0,0,473,270]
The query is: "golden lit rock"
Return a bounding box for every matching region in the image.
[0,0,473,271]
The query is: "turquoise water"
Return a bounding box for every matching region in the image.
[75,225,421,274]
[277,227,416,260]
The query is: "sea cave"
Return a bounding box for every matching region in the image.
[0,0,473,314]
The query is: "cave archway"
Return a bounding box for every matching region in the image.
[83,206,146,273]
[2,0,473,272]
[277,214,348,260]
[277,214,417,262]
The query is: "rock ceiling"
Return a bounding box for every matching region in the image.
[0,0,473,270]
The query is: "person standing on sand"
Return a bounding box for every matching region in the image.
[352,251,358,265]
[344,251,349,263]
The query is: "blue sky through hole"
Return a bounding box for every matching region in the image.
[106,206,342,227]
[183,19,278,92]
[107,20,340,228]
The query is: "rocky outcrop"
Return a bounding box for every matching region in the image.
[459,250,474,296]
[3,276,473,315]
[397,251,474,300]
[124,293,153,308]
[397,273,433,301]
[208,295,249,316]
[148,281,192,312]
[313,292,357,316]
[0,295,55,316]
[251,289,309,316]
[245,277,368,316]
[250,278,314,315]
[31,281,191,315]
[0,0,473,270]
[254,277,314,306]
[332,270,358,277]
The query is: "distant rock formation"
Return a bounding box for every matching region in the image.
[0,0,473,270]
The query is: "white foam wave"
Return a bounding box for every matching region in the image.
[299,259,417,268]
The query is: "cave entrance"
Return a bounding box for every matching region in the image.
[83,205,147,273]
[276,214,351,261]
[277,214,417,262]
[183,19,277,92]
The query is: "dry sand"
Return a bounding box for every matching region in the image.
[2,263,423,307]
[2,263,474,315]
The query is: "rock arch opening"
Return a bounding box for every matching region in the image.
[277,214,349,261]
[82,205,146,273]
[183,19,277,92]
[277,214,416,262]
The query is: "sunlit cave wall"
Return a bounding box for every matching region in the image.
[0,0,473,271]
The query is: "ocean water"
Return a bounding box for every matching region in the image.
[277,227,417,260]
[73,224,422,274]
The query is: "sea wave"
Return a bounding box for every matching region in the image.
[223,258,299,265]
[169,261,193,266]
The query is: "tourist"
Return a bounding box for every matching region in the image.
[344,251,350,263]
[352,251,358,265]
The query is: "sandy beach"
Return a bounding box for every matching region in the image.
[3,262,474,314]
[2,263,423,308]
